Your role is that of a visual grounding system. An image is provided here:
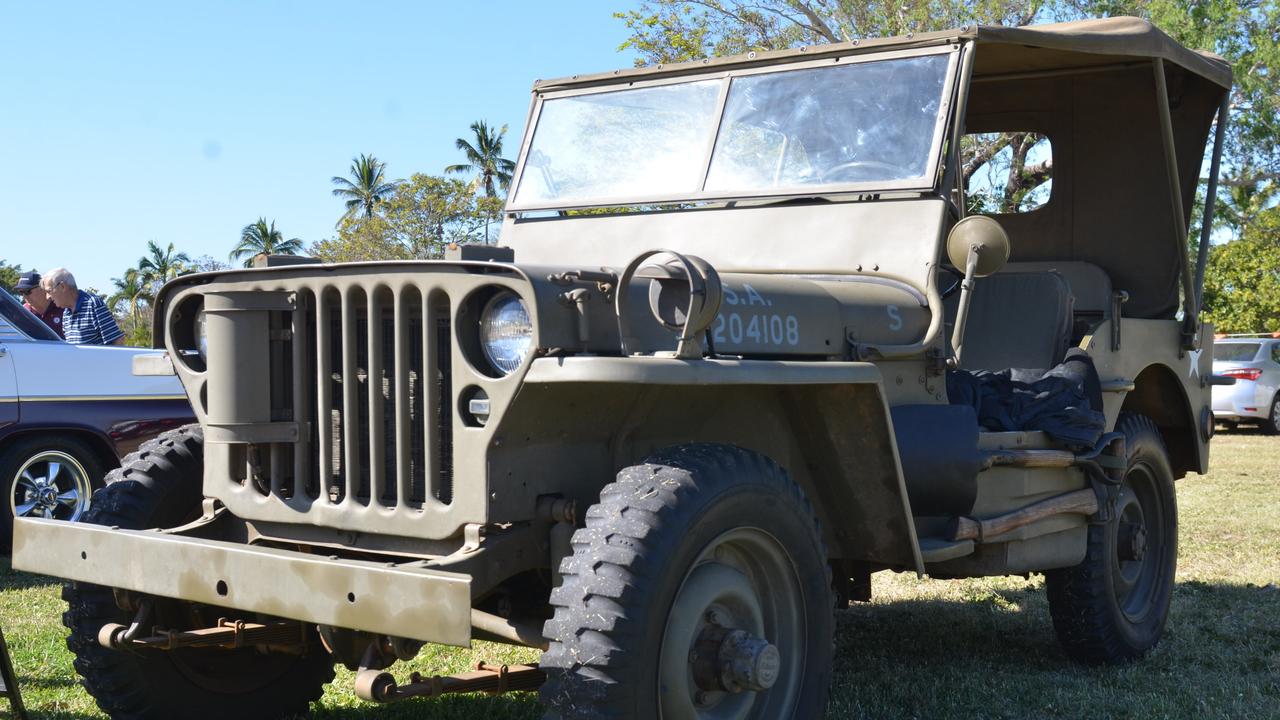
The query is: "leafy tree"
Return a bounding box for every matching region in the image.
[0,260,22,295]
[109,268,153,347]
[445,121,516,198]
[331,154,398,224]
[1201,208,1280,333]
[311,174,490,262]
[231,218,304,267]
[138,241,191,288]
[189,255,232,274]
[445,121,516,243]
[108,268,150,323]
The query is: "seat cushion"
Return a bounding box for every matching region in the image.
[958,271,1073,371]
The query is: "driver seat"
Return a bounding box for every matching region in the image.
[949,271,1075,372]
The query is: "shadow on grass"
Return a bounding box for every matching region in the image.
[310,693,541,720]
[827,580,1280,718]
[0,561,60,593]
[1215,423,1272,436]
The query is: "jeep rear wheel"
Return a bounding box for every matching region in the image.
[540,444,833,719]
[62,425,335,720]
[1045,414,1177,664]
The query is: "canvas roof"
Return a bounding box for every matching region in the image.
[535,16,1231,92]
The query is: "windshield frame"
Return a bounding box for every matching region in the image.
[508,44,961,212]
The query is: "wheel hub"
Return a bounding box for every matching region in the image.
[691,624,780,694]
[1118,521,1147,561]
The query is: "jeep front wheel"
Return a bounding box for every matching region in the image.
[540,444,833,719]
[62,425,335,720]
[1045,413,1178,664]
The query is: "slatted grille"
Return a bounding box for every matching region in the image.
[250,286,454,510]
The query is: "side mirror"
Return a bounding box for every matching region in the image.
[946,216,1010,366]
[946,216,1010,277]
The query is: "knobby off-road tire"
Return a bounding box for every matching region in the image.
[540,444,834,720]
[62,425,335,720]
[0,433,103,553]
[1045,414,1178,664]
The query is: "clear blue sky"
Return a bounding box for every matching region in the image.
[0,1,639,293]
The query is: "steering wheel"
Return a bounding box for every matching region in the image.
[940,265,965,300]
[820,159,913,183]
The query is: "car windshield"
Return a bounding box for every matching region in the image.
[513,51,954,207]
[1213,343,1260,362]
[0,291,62,341]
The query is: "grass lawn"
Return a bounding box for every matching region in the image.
[1,432,1276,719]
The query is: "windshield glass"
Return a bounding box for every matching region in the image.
[513,50,953,207]
[516,80,721,204]
[1213,343,1260,362]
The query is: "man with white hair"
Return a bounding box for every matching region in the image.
[41,267,124,346]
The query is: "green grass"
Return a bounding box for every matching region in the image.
[1,432,1277,719]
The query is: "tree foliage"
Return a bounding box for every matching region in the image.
[231,218,304,267]
[310,175,491,263]
[0,260,22,295]
[1201,208,1280,333]
[331,154,399,224]
[138,240,191,287]
[445,121,516,198]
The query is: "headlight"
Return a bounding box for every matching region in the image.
[479,293,532,375]
[195,310,208,361]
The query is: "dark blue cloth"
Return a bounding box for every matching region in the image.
[947,348,1106,449]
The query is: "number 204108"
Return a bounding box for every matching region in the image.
[712,312,801,347]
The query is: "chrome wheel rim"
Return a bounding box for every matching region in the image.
[658,528,804,720]
[11,451,92,521]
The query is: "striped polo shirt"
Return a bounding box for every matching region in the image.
[62,290,124,345]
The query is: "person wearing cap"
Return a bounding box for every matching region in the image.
[15,271,65,339]
[40,267,124,346]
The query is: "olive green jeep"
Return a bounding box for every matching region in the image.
[14,16,1235,720]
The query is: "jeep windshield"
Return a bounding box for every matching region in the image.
[512,48,957,210]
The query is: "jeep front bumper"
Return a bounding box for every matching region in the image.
[12,517,473,647]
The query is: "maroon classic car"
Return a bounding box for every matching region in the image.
[0,291,193,550]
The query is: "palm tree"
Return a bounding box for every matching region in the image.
[444,121,516,198]
[138,241,191,288]
[331,154,398,223]
[108,268,150,321]
[231,218,304,267]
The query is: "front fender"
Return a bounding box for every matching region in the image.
[501,357,923,572]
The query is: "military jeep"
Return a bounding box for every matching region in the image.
[15,16,1233,720]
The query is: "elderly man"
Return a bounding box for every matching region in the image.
[41,268,124,346]
[14,271,65,338]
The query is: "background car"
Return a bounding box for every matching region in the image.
[0,290,193,550]
[1211,334,1280,434]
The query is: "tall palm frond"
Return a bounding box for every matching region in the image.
[231,218,304,267]
[444,121,516,198]
[108,268,150,320]
[137,241,192,287]
[331,154,398,224]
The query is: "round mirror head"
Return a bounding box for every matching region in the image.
[946,216,1010,277]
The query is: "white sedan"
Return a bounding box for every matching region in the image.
[0,291,193,550]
